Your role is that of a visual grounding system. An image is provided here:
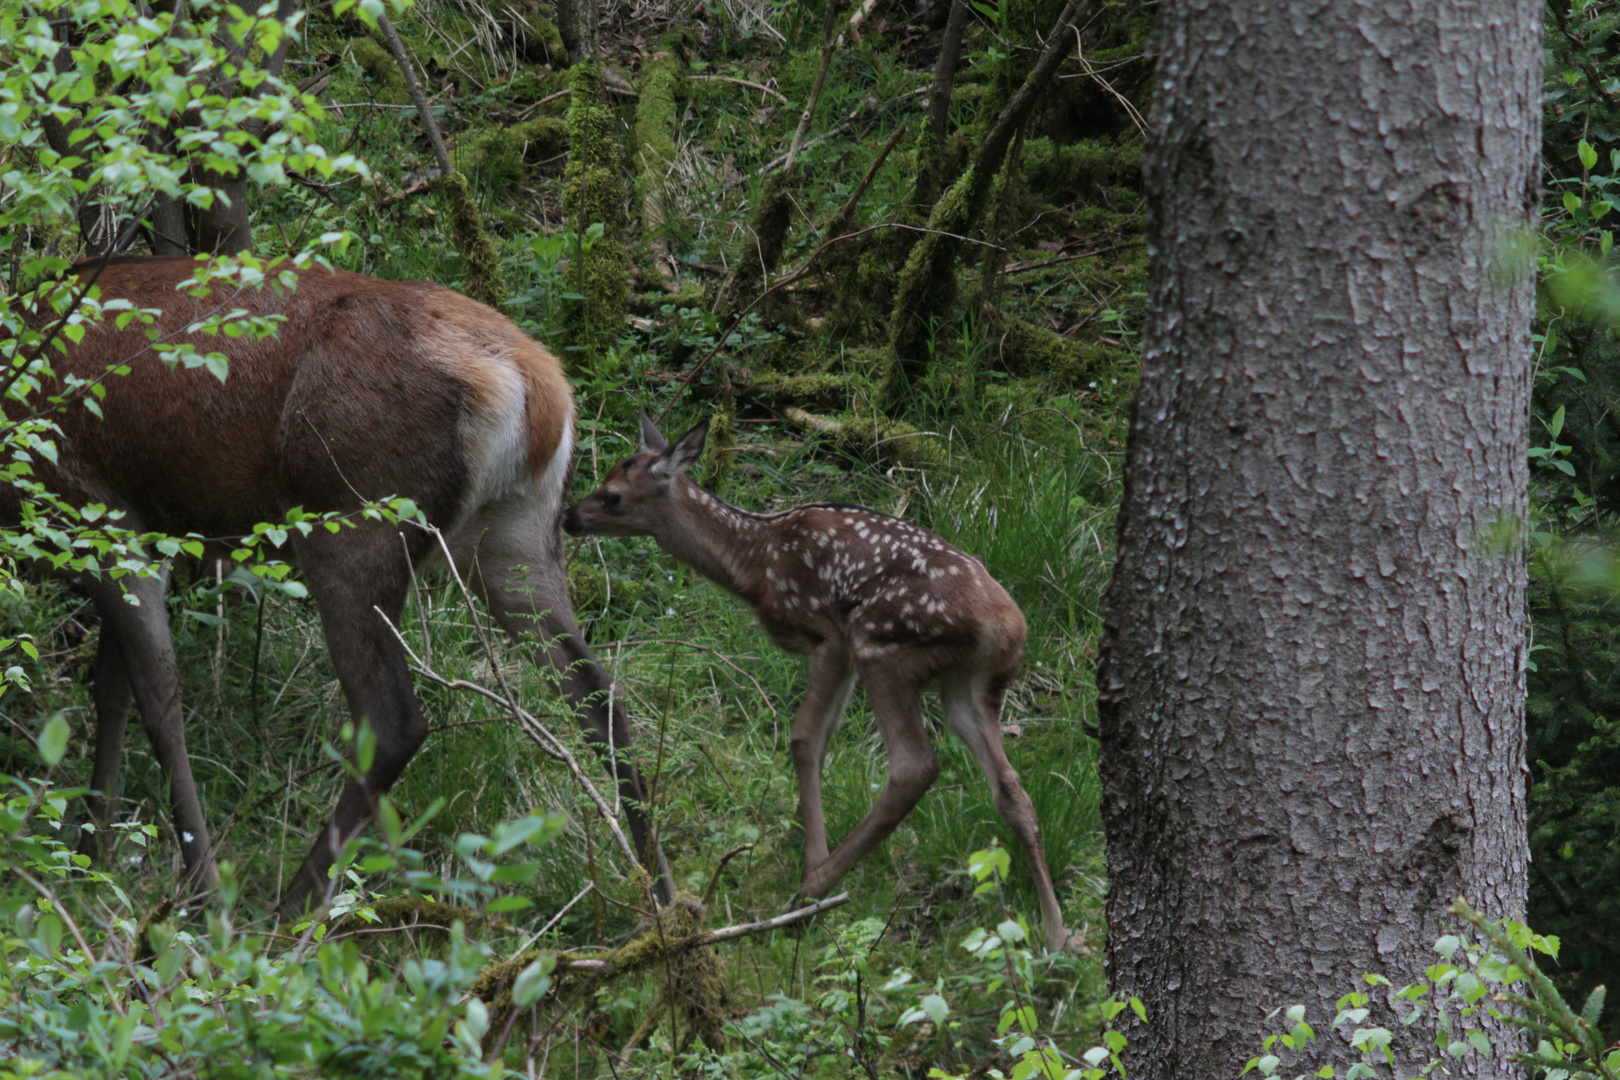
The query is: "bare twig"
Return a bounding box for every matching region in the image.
[368,527,650,897]
[700,843,757,906]
[1069,24,1146,137]
[928,0,970,138]
[787,1,845,170]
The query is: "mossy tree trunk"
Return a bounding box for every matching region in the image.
[829,0,968,340]
[713,2,841,321]
[555,0,598,64]
[562,60,630,371]
[634,35,687,285]
[882,0,1081,407]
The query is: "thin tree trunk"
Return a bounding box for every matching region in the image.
[1095,3,1539,1079]
[185,0,301,255]
[928,0,970,139]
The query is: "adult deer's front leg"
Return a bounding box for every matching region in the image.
[82,568,217,901]
[798,661,938,900]
[789,644,856,873]
[285,533,426,909]
[77,623,134,863]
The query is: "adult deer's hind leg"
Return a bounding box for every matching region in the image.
[467,509,675,902]
[81,567,216,901]
[940,667,1072,951]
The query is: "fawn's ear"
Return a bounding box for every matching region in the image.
[651,418,709,478]
[639,408,668,454]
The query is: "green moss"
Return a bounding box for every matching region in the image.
[349,37,410,105]
[633,46,684,229]
[1019,135,1140,202]
[561,61,631,370]
[460,117,569,192]
[752,372,856,410]
[884,162,997,405]
[500,1,565,65]
[437,170,507,310]
[700,400,735,492]
[567,560,645,613]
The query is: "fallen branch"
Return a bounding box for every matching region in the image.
[544,892,853,977]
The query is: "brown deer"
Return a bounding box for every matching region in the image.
[562,413,1072,950]
[3,256,669,908]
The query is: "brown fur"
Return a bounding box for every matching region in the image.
[5,257,670,908]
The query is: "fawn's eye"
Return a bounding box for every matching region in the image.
[602,491,622,508]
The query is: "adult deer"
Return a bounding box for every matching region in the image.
[2,256,669,908]
[563,413,1072,951]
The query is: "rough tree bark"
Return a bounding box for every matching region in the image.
[1095,3,1539,1079]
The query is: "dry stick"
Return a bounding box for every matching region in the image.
[380,629,643,882]
[375,527,648,891]
[700,843,756,906]
[378,13,454,177]
[1069,24,1145,137]
[604,637,779,718]
[829,122,907,225]
[755,87,928,178]
[840,0,882,45]
[552,891,853,978]
[786,0,846,170]
[687,74,790,104]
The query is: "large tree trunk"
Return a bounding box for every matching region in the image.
[1095,3,1539,1079]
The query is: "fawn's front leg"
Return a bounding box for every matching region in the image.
[788,645,857,873]
[798,661,940,900]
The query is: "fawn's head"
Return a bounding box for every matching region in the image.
[563,411,708,537]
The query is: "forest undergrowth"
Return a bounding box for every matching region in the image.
[0,0,1148,1074]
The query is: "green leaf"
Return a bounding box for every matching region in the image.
[512,956,555,1006]
[1550,404,1566,438]
[1580,139,1599,171]
[1566,190,1583,214]
[38,713,70,766]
